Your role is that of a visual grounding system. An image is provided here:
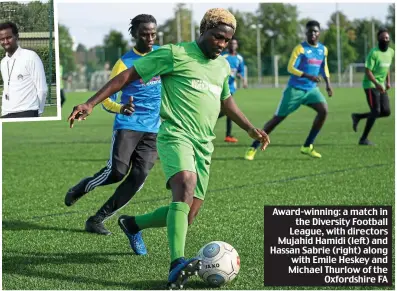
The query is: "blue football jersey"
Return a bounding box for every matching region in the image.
[223,53,245,94]
[287,41,330,91]
[102,46,161,133]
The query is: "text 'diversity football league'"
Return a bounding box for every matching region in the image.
[263,206,392,287]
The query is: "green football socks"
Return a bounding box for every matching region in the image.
[167,202,190,262]
[135,205,169,230]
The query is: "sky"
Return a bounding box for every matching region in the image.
[56,1,393,48]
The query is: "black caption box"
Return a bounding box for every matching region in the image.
[264,206,392,287]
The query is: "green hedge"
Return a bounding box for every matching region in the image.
[0,47,56,85]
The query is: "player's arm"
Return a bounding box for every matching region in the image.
[288,45,320,82]
[386,70,391,90]
[220,76,270,150]
[68,67,139,126]
[320,47,333,97]
[68,45,174,127]
[101,59,128,114]
[365,67,384,93]
[237,56,247,88]
[30,52,48,115]
[365,49,385,93]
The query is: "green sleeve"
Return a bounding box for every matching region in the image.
[134,45,174,82]
[365,49,376,71]
[221,75,231,101]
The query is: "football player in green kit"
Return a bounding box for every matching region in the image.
[352,28,394,145]
[67,8,270,289]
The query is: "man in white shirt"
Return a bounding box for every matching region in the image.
[0,21,48,118]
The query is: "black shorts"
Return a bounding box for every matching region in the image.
[110,129,158,175]
[364,88,390,113]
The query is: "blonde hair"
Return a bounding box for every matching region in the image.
[199,8,236,35]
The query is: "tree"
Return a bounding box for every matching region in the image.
[351,18,384,63]
[0,1,51,32]
[0,2,24,26]
[103,30,128,68]
[58,24,75,74]
[257,3,301,75]
[386,4,395,41]
[157,3,195,45]
[23,1,51,32]
[327,11,359,48]
[323,25,358,73]
[227,9,258,76]
[327,11,351,28]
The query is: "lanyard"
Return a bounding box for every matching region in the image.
[7,59,16,86]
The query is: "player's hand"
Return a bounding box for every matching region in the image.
[326,86,333,97]
[248,128,270,151]
[375,83,385,94]
[68,103,93,128]
[120,96,134,116]
[303,73,320,83]
[386,83,391,90]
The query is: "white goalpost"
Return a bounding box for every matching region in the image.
[342,63,365,87]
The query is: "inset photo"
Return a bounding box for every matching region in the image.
[0,0,58,121]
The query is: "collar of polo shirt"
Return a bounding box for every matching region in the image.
[6,46,22,59]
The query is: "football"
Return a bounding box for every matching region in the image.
[197,241,240,287]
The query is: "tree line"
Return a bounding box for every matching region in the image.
[59,3,395,77]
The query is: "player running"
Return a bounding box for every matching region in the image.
[351,28,394,145]
[245,20,333,160]
[219,37,247,143]
[65,15,161,237]
[67,8,270,289]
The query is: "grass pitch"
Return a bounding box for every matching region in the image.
[2,88,394,290]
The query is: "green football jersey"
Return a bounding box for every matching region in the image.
[134,41,231,144]
[363,47,394,89]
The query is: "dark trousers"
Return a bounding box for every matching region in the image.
[80,129,158,220]
[2,110,39,118]
[354,88,391,140]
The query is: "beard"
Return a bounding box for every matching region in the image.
[378,40,389,52]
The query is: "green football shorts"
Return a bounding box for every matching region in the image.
[275,86,326,117]
[157,131,212,201]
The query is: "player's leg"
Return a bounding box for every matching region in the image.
[84,131,143,235]
[118,194,203,256]
[379,91,391,118]
[60,89,66,107]
[118,139,195,252]
[65,130,137,207]
[167,144,211,288]
[120,171,200,286]
[224,117,238,142]
[359,89,381,145]
[245,87,301,160]
[301,88,328,158]
[351,89,377,132]
[188,198,204,225]
[87,133,158,236]
[219,94,237,143]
